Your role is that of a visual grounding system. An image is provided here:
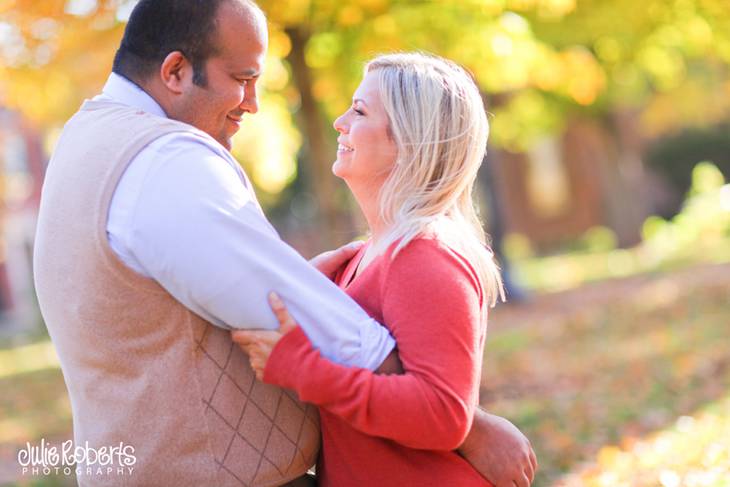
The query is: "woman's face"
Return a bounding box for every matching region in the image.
[332,71,397,191]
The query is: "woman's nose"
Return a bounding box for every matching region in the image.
[333,113,348,133]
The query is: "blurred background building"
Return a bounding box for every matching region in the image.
[0,107,44,336]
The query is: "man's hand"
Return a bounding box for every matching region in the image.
[458,408,537,487]
[309,241,365,280]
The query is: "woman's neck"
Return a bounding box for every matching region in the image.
[346,180,388,242]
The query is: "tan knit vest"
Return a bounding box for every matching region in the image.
[33,100,319,487]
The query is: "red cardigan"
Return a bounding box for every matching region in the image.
[264,237,492,486]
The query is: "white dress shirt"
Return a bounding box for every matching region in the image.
[100,73,394,371]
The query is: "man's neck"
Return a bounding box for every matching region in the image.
[115,71,171,118]
[100,72,169,119]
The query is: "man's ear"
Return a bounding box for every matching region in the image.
[159,51,191,94]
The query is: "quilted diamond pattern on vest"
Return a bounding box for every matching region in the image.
[195,323,320,486]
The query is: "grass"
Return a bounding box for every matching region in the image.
[0,294,72,487]
[0,342,74,486]
[510,244,730,293]
[0,368,70,446]
[482,268,730,485]
[0,342,60,380]
[566,393,730,486]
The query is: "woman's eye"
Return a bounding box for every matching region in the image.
[353,108,364,115]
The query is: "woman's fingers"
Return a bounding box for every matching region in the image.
[268,292,297,334]
[528,447,538,481]
[230,293,298,382]
[334,240,365,260]
[233,333,270,379]
[512,472,530,487]
[231,330,256,347]
[232,331,266,357]
[249,356,266,379]
[309,240,364,278]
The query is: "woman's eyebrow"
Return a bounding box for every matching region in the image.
[352,98,368,106]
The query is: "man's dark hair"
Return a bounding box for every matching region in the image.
[112,0,229,86]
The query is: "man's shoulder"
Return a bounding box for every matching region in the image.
[57,99,199,155]
[78,99,235,162]
[144,131,243,182]
[136,131,248,195]
[151,131,228,156]
[77,99,215,146]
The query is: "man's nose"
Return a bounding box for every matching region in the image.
[241,85,259,114]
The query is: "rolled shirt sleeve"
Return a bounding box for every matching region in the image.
[120,133,395,371]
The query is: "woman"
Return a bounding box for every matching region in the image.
[235,53,504,486]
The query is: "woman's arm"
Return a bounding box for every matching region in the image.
[235,240,484,450]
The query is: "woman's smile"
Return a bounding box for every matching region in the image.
[337,142,354,154]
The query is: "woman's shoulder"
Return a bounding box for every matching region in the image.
[383,235,482,299]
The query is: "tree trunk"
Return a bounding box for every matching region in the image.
[285,26,341,250]
[602,108,652,247]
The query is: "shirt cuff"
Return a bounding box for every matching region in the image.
[354,318,397,371]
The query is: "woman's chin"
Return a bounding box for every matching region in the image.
[331,160,348,179]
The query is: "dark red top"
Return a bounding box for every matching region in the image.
[264,237,492,487]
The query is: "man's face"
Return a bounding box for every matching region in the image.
[176,1,267,150]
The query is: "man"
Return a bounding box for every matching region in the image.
[33,0,536,485]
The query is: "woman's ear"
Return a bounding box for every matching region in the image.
[159,51,191,94]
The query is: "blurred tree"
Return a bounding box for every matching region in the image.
[2,0,730,248]
[0,0,125,125]
[646,123,730,216]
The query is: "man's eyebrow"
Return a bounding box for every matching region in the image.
[234,69,260,77]
[352,98,367,106]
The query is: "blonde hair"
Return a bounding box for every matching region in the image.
[366,52,505,307]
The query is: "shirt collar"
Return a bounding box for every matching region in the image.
[97,72,168,119]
